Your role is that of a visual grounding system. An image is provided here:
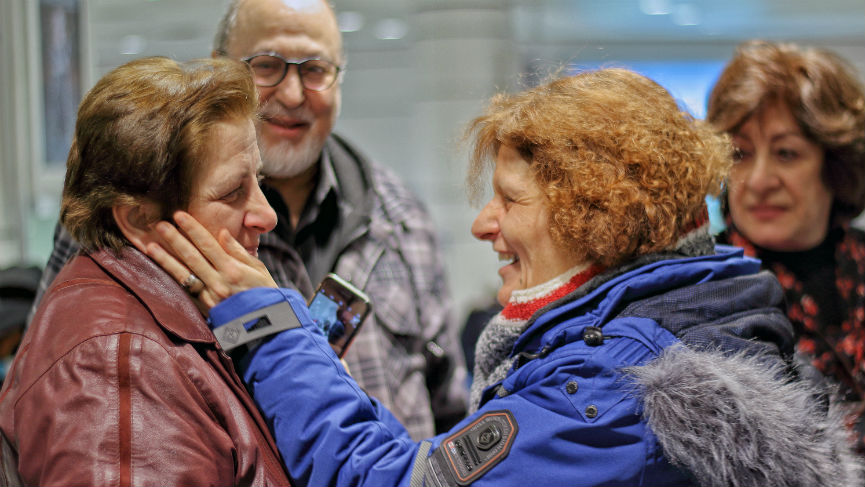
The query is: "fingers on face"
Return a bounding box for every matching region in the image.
[152,217,222,294]
[151,212,277,304]
[172,212,227,266]
[146,240,220,303]
[146,215,246,309]
[145,242,188,285]
[217,229,253,263]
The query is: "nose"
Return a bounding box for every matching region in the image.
[245,184,278,234]
[268,65,305,109]
[471,198,501,242]
[745,150,781,195]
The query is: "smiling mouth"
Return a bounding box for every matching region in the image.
[498,253,519,267]
[265,117,308,129]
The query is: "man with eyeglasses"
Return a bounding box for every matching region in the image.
[29,0,467,440]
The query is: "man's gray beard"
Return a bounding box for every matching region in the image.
[258,136,323,179]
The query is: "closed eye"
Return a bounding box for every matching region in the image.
[500,194,518,210]
[221,185,244,202]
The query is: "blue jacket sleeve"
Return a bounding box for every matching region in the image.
[209,289,684,486]
[211,288,422,487]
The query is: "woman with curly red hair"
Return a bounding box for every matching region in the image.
[152,68,862,486]
[708,40,865,451]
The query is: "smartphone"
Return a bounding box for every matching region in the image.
[307,273,372,358]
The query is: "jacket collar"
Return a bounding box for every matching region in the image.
[90,247,216,344]
[513,245,760,353]
[260,134,375,285]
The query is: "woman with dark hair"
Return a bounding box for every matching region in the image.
[155,68,862,486]
[0,57,291,485]
[708,40,865,450]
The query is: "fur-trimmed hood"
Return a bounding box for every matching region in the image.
[628,345,864,487]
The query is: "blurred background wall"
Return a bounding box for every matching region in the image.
[2,0,864,323]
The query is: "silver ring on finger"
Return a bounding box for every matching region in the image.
[182,272,205,296]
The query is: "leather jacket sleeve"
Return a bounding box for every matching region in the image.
[9,332,238,486]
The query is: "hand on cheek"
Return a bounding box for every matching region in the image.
[144,211,278,313]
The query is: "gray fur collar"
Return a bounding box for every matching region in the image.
[626,345,864,487]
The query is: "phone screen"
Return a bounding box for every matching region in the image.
[307,274,371,357]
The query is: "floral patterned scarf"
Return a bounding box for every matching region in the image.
[719,223,865,452]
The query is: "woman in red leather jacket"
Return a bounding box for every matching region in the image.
[0,57,291,486]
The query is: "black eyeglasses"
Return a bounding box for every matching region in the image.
[242,53,342,91]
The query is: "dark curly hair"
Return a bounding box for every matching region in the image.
[707,40,865,223]
[466,68,732,268]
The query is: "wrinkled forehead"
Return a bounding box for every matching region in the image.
[229,0,343,61]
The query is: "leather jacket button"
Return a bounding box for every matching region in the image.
[566,381,579,394]
[585,405,598,418]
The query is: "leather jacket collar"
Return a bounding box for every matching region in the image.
[90,247,216,344]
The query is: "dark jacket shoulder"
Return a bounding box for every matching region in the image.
[328,133,432,230]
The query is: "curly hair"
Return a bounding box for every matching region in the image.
[466,68,732,268]
[707,40,865,222]
[60,56,258,251]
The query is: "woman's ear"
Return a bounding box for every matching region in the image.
[113,202,160,253]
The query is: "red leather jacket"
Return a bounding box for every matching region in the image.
[0,248,291,486]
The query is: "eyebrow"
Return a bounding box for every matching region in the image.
[494,173,524,198]
[733,130,806,144]
[770,131,808,143]
[252,47,330,61]
[218,166,251,191]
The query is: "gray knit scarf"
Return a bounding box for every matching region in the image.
[469,312,526,413]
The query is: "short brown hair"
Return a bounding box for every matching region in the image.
[61,56,258,251]
[707,40,865,222]
[466,68,732,268]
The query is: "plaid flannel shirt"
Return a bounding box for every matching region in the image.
[28,224,78,324]
[260,135,467,439]
[28,135,467,440]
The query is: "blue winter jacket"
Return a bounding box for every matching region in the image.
[210,246,859,486]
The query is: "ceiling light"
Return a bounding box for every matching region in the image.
[119,35,146,55]
[639,0,672,15]
[374,18,408,40]
[338,11,364,32]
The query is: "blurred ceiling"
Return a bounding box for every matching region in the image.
[86,0,865,73]
[511,0,865,43]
